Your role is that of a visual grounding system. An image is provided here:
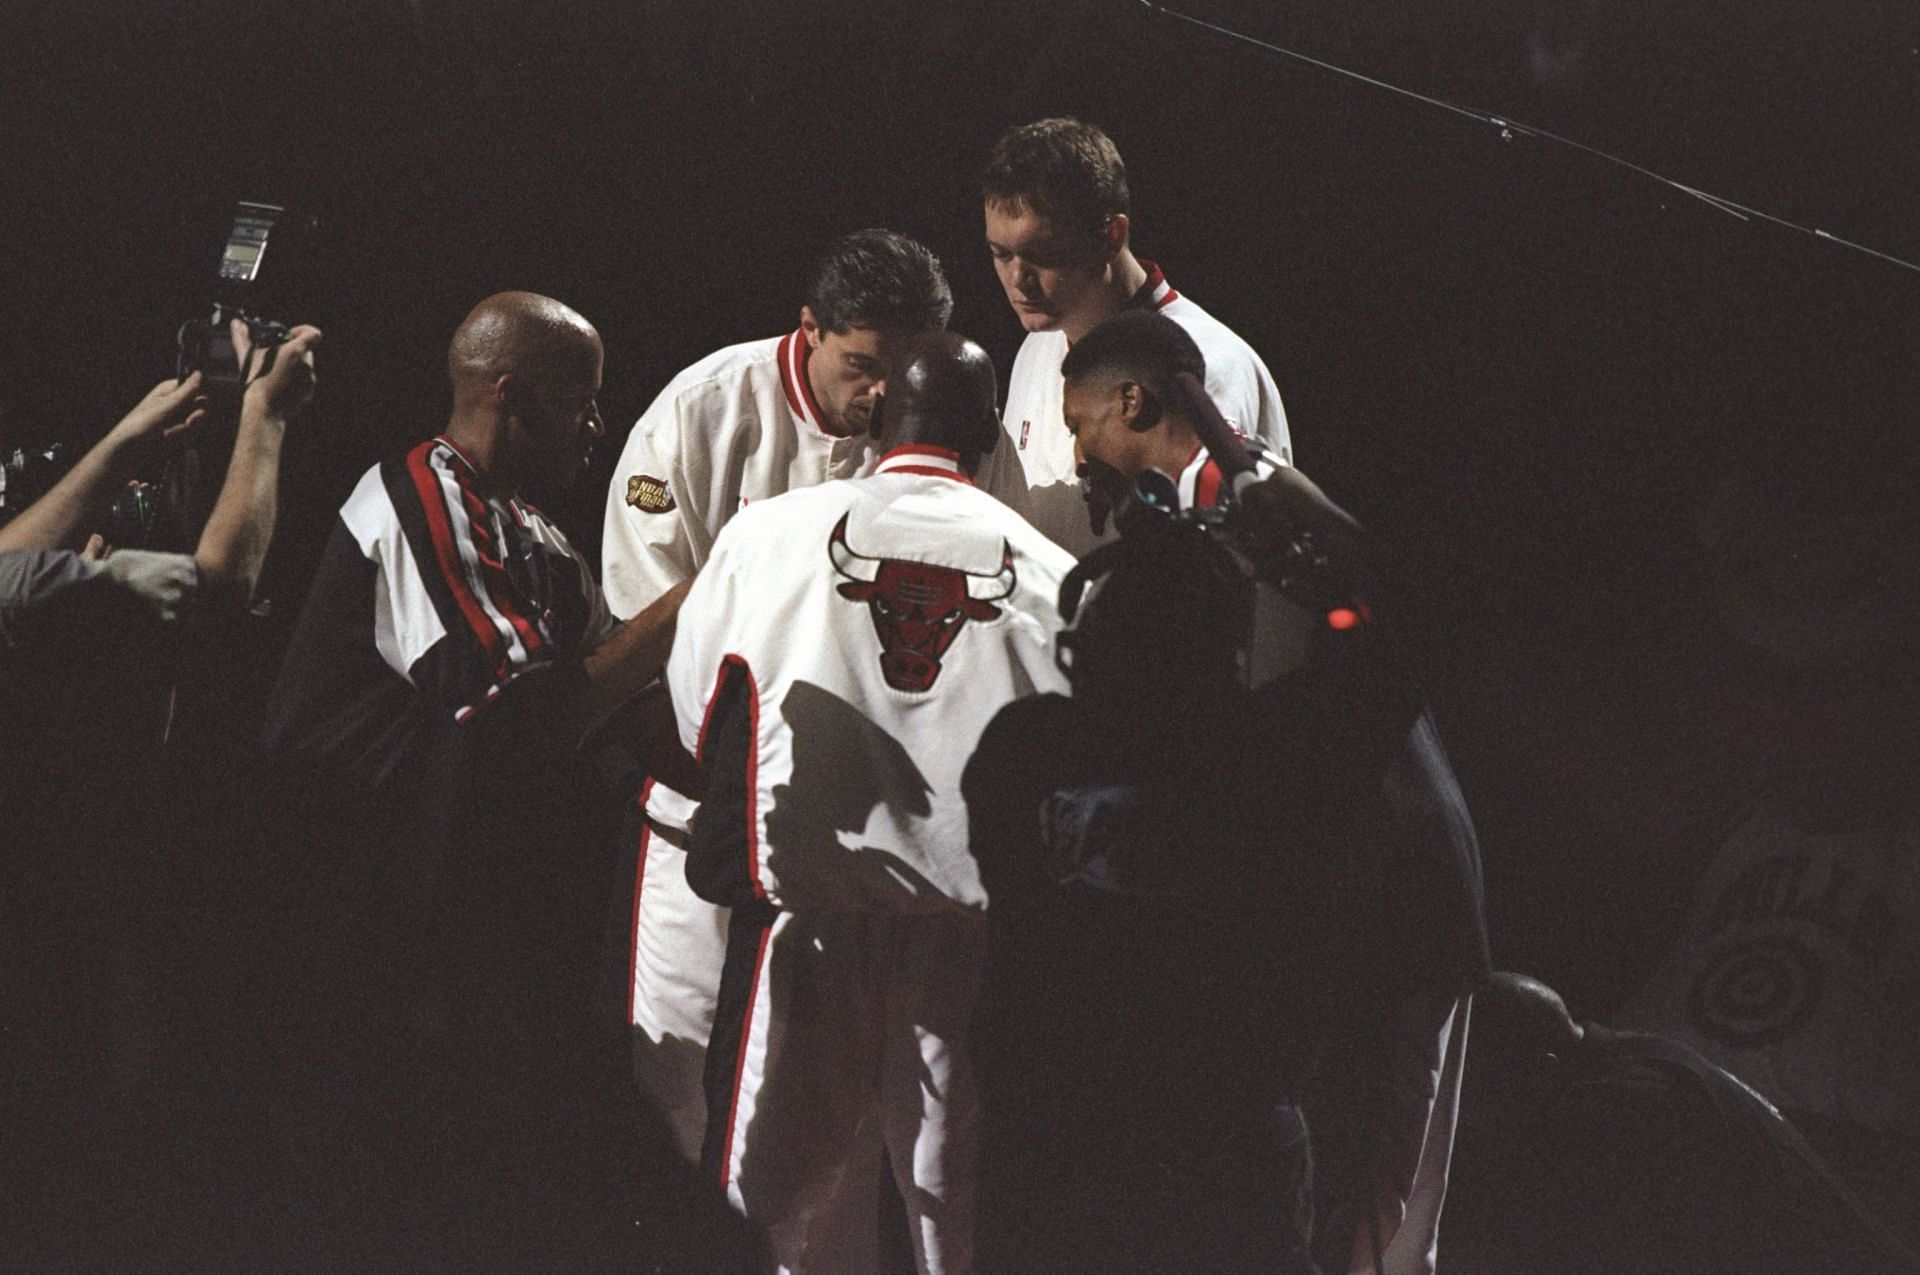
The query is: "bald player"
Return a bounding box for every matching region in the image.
[262,293,699,1266]
[270,291,688,759]
[665,332,1075,1273]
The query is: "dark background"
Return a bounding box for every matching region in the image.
[4,0,1918,1252]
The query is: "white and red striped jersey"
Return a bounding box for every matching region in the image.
[979,261,1292,557]
[603,329,878,833]
[265,435,614,784]
[666,446,1076,915]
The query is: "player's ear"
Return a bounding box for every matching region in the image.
[1103,214,1129,260]
[1121,381,1163,433]
[494,372,522,411]
[799,306,822,348]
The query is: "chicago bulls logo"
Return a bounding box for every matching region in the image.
[829,513,1017,692]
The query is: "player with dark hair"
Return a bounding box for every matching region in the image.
[804,227,955,339]
[1060,303,1204,377]
[979,117,1291,554]
[980,114,1131,244]
[602,228,954,1188]
[667,330,1075,1273]
[1061,309,1282,511]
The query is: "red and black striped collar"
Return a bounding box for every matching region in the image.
[1178,443,1224,509]
[431,434,534,522]
[1125,259,1180,312]
[433,433,484,479]
[776,328,833,436]
[875,444,971,483]
[1178,432,1274,510]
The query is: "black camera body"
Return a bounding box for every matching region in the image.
[148,201,298,551]
[175,201,293,403]
[1058,467,1355,711]
[2,203,297,547]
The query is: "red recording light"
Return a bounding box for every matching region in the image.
[1326,608,1360,631]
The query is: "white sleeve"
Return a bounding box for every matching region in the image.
[1206,344,1292,467]
[602,390,704,621]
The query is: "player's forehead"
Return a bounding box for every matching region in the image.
[1061,376,1109,420]
[549,328,604,386]
[983,197,1073,252]
[552,352,602,396]
[822,323,916,361]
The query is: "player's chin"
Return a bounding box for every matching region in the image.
[1011,301,1058,331]
[543,451,590,492]
[1078,456,1129,498]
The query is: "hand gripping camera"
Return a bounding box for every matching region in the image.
[175,201,294,403]
[135,201,298,550]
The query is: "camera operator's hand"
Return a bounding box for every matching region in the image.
[102,371,210,460]
[191,321,320,608]
[99,547,200,624]
[236,320,322,421]
[1237,466,1378,606]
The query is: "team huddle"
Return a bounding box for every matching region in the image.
[606,118,1307,1272]
[265,117,1471,1273]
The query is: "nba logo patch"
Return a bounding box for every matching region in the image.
[1019,419,1031,450]
[626,474,675,514]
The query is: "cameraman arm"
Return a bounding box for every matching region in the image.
[0,373,207,554]
[1236,465,1378,608]
[191,325,320,608]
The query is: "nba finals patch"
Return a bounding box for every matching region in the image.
[626,474,675,514]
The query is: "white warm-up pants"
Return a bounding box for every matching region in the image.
[703,906,986,1275]
[628,831,729,1163]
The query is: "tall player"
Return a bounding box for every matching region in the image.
[978,116,1292,555]
[602,229,954,1168]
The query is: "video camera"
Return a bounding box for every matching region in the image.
[1056,372,1366,705]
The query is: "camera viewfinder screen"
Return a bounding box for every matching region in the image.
[218,202,282,284]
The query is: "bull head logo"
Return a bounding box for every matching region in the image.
[829,513,1017,692]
